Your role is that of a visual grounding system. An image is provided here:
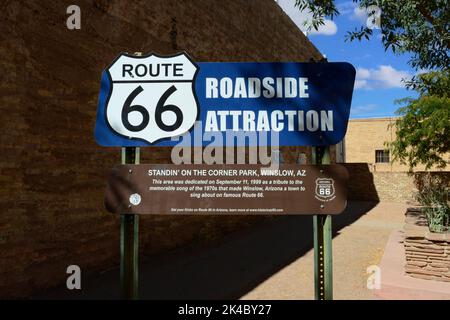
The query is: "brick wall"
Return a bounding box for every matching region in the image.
[344,163,450,203]
[0,0,324,297]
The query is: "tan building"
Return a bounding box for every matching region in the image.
[344,117,449,172]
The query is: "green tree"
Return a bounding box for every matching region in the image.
[389,71,449,170]
[295,0,449,169]
[295,0,449,70]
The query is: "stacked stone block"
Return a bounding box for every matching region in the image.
[404,208,450,282]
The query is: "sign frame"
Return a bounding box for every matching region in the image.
[95,51,356,301]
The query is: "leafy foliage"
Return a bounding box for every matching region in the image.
[294,0,339,31]
[415,173,449,233]
[294,0,449,170]
[389,94,450,170]
[387,70,449,170]
[406,69,450,96]
[294,0,450,70]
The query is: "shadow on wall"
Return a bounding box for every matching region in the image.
[343,163,380,202]
[343,164,450,204]
[0,0,326,298]
[35,201,377,299]
[414,172,450,193]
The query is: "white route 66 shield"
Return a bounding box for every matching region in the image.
[315,178,336,201]
[105,52,199,144]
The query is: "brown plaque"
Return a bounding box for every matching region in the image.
[104,164,349,215]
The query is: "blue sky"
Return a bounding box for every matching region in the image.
[277,0,418,119]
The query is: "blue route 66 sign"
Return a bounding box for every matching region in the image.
[97,52,199,144]
[94,52,356,147]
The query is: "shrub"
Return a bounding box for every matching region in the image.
[415,174,450,233]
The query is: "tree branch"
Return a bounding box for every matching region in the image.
[416,3,450,49]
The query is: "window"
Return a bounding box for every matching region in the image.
[375,150,390,163]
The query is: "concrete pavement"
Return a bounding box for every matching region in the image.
[241,202,406,300]
[35,201,407,300]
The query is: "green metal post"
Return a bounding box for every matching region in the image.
[312,146,333,300]
[120,147,140,299]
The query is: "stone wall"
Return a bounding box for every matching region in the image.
[0,0,323,297]
[370,172,416,203]
[344,163,415,203]
[344,163,450,203]
[404,208,450,282]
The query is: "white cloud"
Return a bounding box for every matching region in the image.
[338,3,381,30]
[350,103,378,116]
[277,0,337,36]
[351,7,368,23]
[309,20,337,36]
[355,65,412,90]
[357,68,371,78]
[354,79,368,89]
[350,5,381,29]
[336,1,356,15]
